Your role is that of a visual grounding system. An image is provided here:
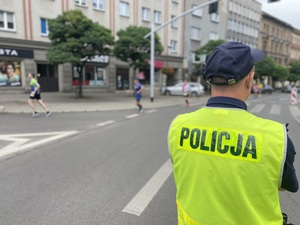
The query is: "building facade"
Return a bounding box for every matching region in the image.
[1,0,299,93]
[226,0,261,48]
[182,0,261,82]
[0,0,185,93]
[258,12,293,67]
[290,28,300,62]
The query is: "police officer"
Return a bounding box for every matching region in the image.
[168,42,298,225]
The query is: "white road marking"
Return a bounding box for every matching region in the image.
[126,114,139,119]
[289,105,300,124]
[146,109,156,113]
[270,104,281,115]
[97,120,115,127]
[0,131,78,159]
[122,159,173,216]
[249,103,265,113]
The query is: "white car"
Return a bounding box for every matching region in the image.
[161,82,204,97]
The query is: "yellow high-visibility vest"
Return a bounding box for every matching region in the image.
[168,107,287,225]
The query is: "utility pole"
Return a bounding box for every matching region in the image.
[145,0,219,102]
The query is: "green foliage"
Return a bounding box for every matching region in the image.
[194,39,225,59]
[113,25,164,70]
[288,61,300,81]
[255,56,276,78]
[273,65,290,81]
[193,40,225,78]
[289,61,300,74]
[47,10,114,66]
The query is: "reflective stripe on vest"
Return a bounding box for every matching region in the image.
[169,107,286,225]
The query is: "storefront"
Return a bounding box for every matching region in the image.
[116,67,129,90]
[72,55,109,88]
[0,46,34,88]
[138,60,164,85]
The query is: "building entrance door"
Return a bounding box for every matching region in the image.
[37,64,58,92]
[116,68,129,90]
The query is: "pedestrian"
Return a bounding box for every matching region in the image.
[168,42,298,225]
[182,80,191,107]
[27,72,51,118]
[133,78,144,113]
[258,82,263,97]
[252,81,259,98]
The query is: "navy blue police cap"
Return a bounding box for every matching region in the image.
[204,42,265,85]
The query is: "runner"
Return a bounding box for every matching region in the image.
[27,72,51,118]
[182,80,191,107]
[133,78,144,113]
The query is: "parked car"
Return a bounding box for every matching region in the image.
[282,85,292,93]
[261,85,274,94]
[282,85,300,93]
[161,82,204,97]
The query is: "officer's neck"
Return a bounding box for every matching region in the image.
[211,86,250,102]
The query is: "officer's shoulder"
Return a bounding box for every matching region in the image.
[173,110,199,121]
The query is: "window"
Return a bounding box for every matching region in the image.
[0,11,15,30]
[93,0,104,10]
[228,19,232,30]
[192,5,202,17]
[75,0,87,6]
[73,66,107,87]
[229,0,233,12]
[209,32,219,40]
[171,15,178,28]
[154,11,161,24]
[170,40,177,52]
[210,13,219,23]
[120,1,129,16]
[40,18,48,35]
[142,7,150,21]
[191,27,201,41]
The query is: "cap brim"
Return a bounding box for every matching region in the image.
[251,48,265,63]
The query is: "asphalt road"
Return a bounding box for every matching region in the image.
[0,93,299,225]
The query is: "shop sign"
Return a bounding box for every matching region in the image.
[0,47,34,58]
[81,55,110,64]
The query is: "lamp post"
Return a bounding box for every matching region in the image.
[144,0,219,102]
[150,21,155,102]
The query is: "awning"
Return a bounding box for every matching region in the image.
[145,60,164,69]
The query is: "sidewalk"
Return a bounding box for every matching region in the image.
[0,89,210,113]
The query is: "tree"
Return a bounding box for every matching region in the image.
[193,40,225,82]
[113,25,163,76]
[194,39,225,59]
[47,10,114,97]
[255,56,276,79]
[273,65,289,82]
[289,61,300,82]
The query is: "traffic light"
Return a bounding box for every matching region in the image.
[268,0,280,2]
[209,2,218,14]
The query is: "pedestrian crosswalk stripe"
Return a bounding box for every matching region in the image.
[249,104,265,113]
[269,104,281,115]
[289,105,300,124]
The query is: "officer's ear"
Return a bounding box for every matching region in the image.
[245,71,254,89]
